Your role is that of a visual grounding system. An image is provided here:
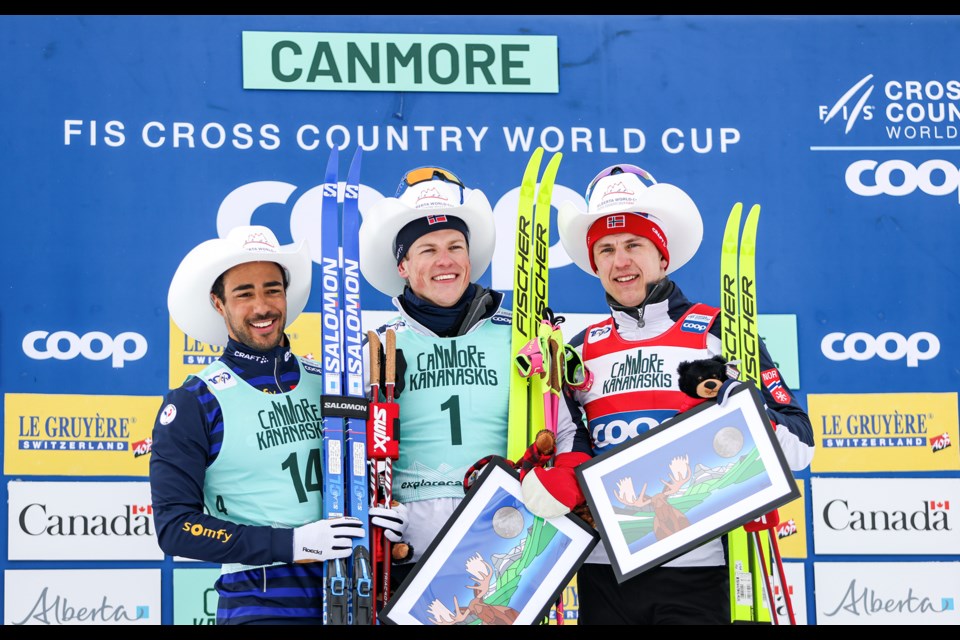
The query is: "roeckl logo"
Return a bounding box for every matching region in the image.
[23,330,148,368]
[846,159,960,203]
[821,331,940,367]
[820,74,876,134]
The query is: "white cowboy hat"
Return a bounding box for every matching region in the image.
[168,225,311,347]
[558,166,703,276]
[359,171,496,296]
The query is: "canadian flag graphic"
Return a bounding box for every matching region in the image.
[930,501,950,510]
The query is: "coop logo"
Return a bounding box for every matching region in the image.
[821,331,940,367]
[589,409,676,451]
[23,330,148,369]
[681,313,711,334]
[821,74,877,134]
[846,159,960,203]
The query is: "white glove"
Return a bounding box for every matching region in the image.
[369,502,409,543]
[293,517,364,563]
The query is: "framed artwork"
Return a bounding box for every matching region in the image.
[379,457,598,625]
[575,384,800,583]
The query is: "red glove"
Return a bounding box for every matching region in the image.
[677,395,709,414]
[521,451,591,519]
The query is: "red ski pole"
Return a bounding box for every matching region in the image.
[742,509,796,625]
[366,331,384,623]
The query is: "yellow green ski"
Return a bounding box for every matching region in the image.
[507,148,563,460]
[721,202,771,624]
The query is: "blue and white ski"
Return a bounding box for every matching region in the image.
[320,145,349,625]
[340,147,373,625]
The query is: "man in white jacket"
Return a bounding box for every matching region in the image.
[521,164,814,625]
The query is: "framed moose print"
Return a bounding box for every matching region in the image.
[575,384,800,583]
[380,457,598,625]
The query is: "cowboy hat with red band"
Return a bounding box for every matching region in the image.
[558,165,703,276]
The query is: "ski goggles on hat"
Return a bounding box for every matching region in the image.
[396,166,465,195]
[584,164,656,202]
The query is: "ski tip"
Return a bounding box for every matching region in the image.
[325,145,339,175]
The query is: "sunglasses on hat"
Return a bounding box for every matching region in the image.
[584,164,657,203]
[396,166,465,196]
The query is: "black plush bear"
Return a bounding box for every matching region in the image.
[675,355,745,416]
[677,355,732,400]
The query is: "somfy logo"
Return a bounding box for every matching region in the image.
[23,330,148,368]
[821,331,940,367]
[846,159,960,202]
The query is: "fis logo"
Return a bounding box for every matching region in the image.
[931,432,952,452]
[762,368,792,404]
[820,74,876,134]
